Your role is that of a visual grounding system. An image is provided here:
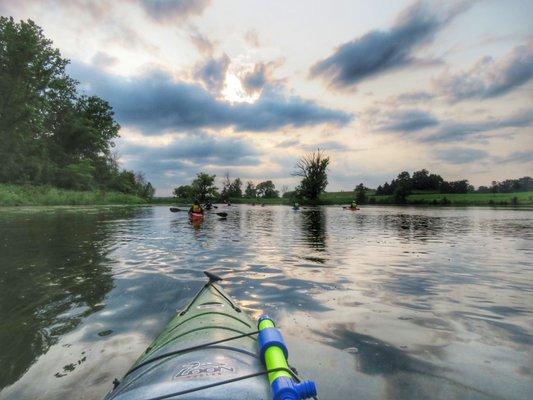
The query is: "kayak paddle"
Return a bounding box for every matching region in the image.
[170,207,227,218]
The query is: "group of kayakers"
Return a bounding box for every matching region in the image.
[188,199,360,216]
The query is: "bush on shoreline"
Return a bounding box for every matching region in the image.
[0,184,146,206]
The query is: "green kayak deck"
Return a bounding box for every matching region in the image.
[105,274,271,399]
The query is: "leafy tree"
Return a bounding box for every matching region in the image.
[0,17,76,183]
[439,180,469,194]
[56,160,95,190]
[293,150,329,201]
[487,176,532,193]
[0,18,153,200]
[428,173,444,191]
[282,190,296,198]
[244,181,257,198]
[134,172,155,200]
[140,182,155,200]
[256,180,279,198]
[354,183,367,204]
[52,95,119,164]
[393,171,411,203]
[229,178,242,198]
[190,172,218,202]
[173,185,192,199]
[112,170,137,194]
[221,173,242,198]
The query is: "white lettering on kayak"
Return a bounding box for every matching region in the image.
[174,362,235,379]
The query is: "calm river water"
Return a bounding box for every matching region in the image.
[0,205,531,400]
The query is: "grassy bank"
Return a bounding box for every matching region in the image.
[151,190,533,207]
[370,191,533,206]
[221,190,533,206]
[0,184,147,206]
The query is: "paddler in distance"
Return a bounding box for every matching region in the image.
[350,200,358,209]
[189,199,204,215]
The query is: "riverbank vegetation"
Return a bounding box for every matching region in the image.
[0,18,154,205]
[0,184,147,206]
[169,162,533,206]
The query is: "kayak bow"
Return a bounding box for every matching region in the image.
[104,272,317,400]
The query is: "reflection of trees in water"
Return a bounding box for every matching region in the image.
[0,208,143,389]
[300,209,326,252]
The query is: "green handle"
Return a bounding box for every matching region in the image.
[258,318,292,383]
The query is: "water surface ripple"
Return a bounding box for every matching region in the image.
[0,205,531,399]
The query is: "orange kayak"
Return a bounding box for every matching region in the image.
[189,212,204,220]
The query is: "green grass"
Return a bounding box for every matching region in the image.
[404,191,533,206]
[0,184,147,206]
[225,190,533,206]
[149,190,533,207]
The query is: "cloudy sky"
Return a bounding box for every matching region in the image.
[2,0,532,194]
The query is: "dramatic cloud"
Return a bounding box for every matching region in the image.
[434,41,533,101]
[310,0,470,89]
[241,61,282,95]
[497,151,533,165]
[423,110,533,143]
[435,147,489,164]
[367,106,533,144]
[121,132,260,167]
[70,62,351,134]
[134,0,210,22]
[379,109,439,132]
[194,54,230,93]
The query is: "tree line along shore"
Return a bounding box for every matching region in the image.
[154,170,533,208]
[4,173,533,206]
[153,191,533,207]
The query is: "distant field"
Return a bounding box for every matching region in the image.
[0,184,146,206]
[151,191,533,207]
[318,191,357,204]
[314,190,533,206]
[404,191,533,205]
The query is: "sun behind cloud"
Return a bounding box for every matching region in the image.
[222,71,260,103]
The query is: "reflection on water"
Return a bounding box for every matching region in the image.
[0,205,531,400]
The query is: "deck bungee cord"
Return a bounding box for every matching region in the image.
[105,271,318,400]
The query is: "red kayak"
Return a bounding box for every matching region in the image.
[344,207,360,211]
[189,212,204,221]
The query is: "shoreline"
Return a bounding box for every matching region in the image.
[0,184,147,206]
[2,184,532,207]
